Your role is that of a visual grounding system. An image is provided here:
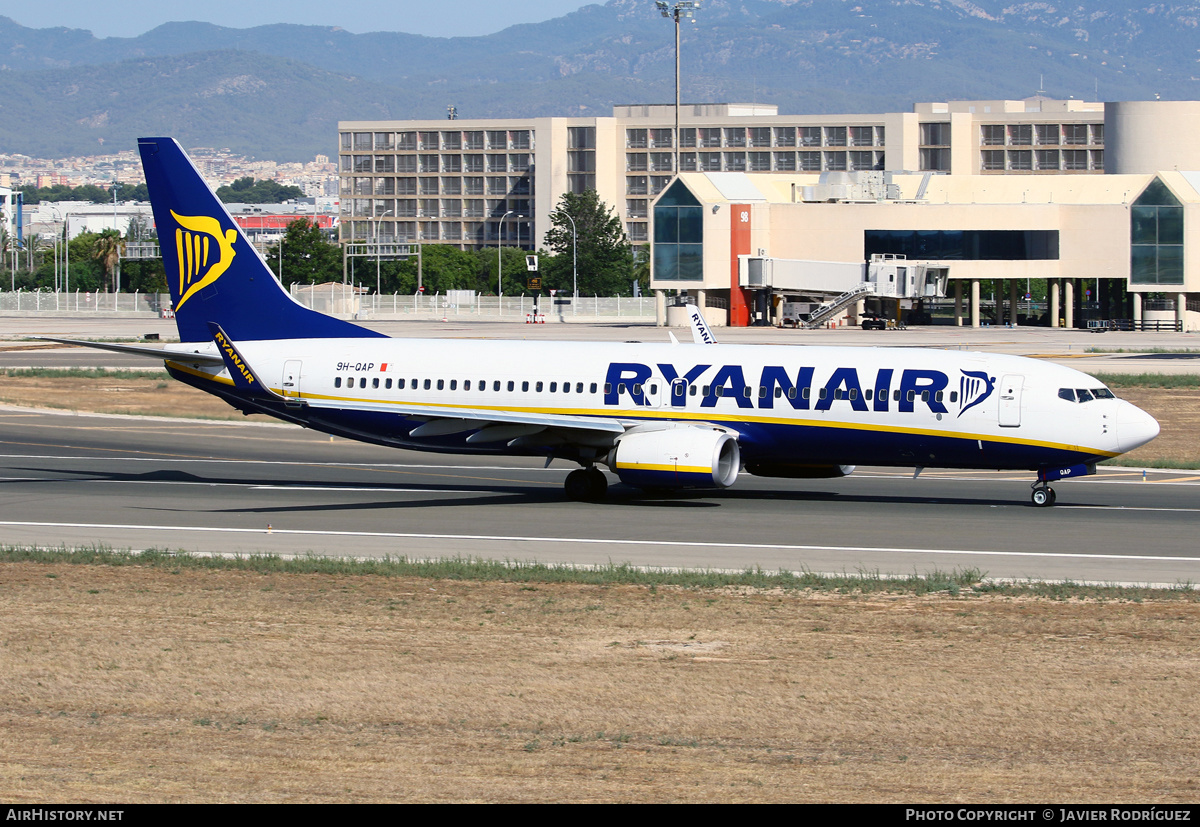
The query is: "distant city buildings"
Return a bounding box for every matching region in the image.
[336,97,1108,252]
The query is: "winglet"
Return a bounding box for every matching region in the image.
[208,322,283,400]
[687,304,717,345]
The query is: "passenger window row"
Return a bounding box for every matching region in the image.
[331,375,961,406]
[334,376,600,394]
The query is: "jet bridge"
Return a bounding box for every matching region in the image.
[740,254,948,326]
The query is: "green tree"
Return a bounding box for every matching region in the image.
[542,190,635,296]
[216,177,304,204]
[264,219,342,286]
[91,229,123,292]
[64,232,103,291]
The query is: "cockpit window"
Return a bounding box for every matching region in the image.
[1060,387,1115,403]
[1060,386,1113,400]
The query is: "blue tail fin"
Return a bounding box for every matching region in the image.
[138,137,384,343]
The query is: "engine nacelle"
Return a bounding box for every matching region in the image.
[607,428,740,490]
[744,462,855,479]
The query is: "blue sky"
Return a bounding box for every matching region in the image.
[11,1,601,38]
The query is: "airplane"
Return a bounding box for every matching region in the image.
[46,137,1159,507]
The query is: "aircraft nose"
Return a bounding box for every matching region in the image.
[1117,401,1160,454]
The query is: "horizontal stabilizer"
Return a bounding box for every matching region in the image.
[35,336,225,366]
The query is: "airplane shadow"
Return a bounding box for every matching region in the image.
[3,464,1076,513]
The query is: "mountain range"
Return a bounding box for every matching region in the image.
[2,0,1198,161]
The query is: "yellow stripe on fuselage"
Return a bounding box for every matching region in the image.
[296,390,1117,458]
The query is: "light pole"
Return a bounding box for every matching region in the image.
[498,210,514,297]
[112,182,121,292]
[657,1,700,175]
[373,208,393,311]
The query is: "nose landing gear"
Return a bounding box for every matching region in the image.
[1031,482,1057,507]
[1031,462,1096,507]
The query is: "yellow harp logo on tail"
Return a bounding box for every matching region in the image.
[171,210,238,310]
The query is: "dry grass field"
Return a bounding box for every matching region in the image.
[2,371,1200,801]
[1,561,1199,803]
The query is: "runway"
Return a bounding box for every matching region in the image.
[2,407,1199,586]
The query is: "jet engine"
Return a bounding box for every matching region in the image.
[607,427,740,490]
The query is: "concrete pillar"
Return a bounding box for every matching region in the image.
[1177,293,1186,331]
[954,281,963,326]
[970,279,980,328]
[655,289,666,327]
[1050,280,1060,328]
[696,289,707,310]
[1009,279,1020,327]
[1132,292,1142,328]
[1064,280,1074,329]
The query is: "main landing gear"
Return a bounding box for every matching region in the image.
[1030,482,1057,507]
[565,466,608,502]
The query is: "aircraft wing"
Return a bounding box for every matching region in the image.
[36,337,225,366]
[302,395,628,439]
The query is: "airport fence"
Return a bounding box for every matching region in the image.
[0,290,657,322]
[0,291,171,315]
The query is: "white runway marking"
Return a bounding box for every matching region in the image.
[2,520,1199,564]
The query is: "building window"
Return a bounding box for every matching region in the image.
[981,125,1005,146]
[1008,124,1032,146]
[981,150,1005,171]
[653,180,703,282]
[865,229,1060,261]
[1131,178,1184,285]
[1007,150,1032,171]
[627,129,648,148]
[824,126,847,147]
[1035,124,1060,145]
[568,127,595,149]
[1035,150,1060,170]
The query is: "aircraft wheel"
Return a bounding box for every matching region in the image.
[565,469,591,501]
[585,467,608,501]
[565,468,607,502]
[1031,486,1055,507]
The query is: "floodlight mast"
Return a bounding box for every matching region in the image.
[657,1,700,176]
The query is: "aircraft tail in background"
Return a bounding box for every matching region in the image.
[137,137,384,344]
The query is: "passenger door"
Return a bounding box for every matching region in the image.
[282,360,303,407]
[998,374,1023,427]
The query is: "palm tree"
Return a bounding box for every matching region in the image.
[92,229,123,292]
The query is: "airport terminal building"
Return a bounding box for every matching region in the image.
[338,98,1200,329]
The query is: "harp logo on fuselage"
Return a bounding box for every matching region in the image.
[170,210,238,310]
